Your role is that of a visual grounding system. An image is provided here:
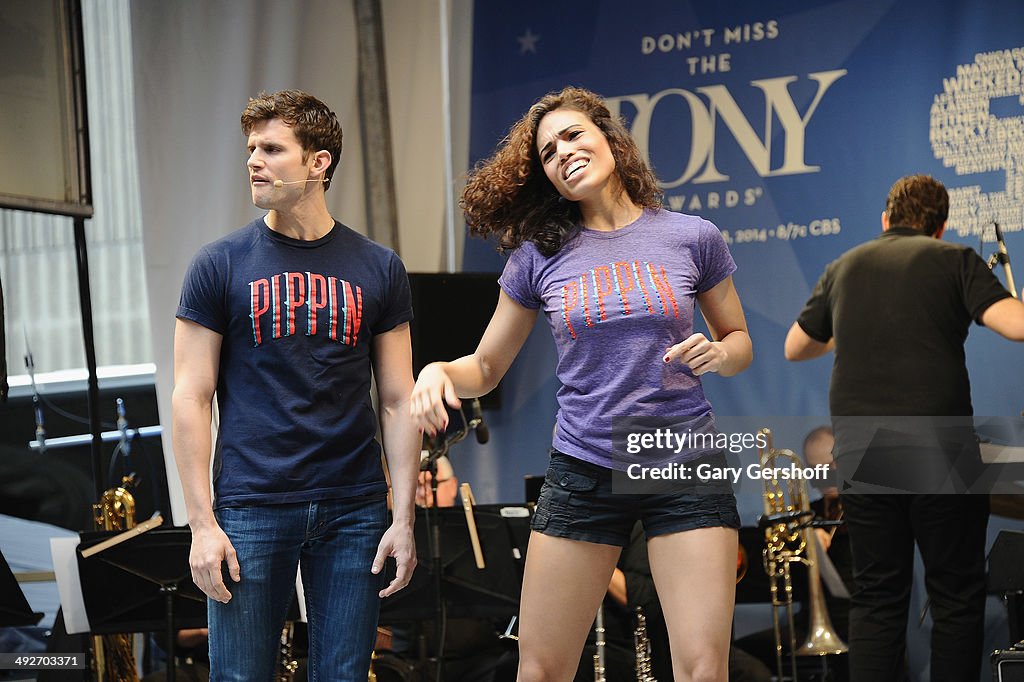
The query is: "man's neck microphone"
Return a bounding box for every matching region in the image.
[273,178,324,188]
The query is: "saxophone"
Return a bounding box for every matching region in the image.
[92,474,140,682]
[633,606,657,682]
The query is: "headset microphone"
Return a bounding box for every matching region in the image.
[273,178,324,188]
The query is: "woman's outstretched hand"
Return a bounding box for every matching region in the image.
[410,363,463,437]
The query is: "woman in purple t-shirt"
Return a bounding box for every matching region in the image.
[411,86,752,682]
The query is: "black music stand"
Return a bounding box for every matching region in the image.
[379,504,530,623]
[77,527,206,682]
[379,504,529,681]
[0,550,44,627]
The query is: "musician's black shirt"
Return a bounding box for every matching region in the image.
[797,227,1010,417]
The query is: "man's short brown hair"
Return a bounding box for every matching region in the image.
[885,174,949,236]
[241,90,343,191]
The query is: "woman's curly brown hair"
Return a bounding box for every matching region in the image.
[461,86,663,257]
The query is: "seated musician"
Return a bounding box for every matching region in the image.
[141,629,210,682]
[413,454,459,509]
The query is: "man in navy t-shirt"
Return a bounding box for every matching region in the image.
[172,90,419,681]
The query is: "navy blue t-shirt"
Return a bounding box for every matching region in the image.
[176,218,412,508]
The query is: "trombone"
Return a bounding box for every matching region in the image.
[758,428,847,682]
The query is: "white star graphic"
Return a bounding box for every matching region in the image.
[517,28,540,54]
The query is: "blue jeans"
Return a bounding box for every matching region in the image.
[208,495,388,682]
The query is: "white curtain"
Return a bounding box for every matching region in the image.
[0,0,150,377]
[130,0,473,523]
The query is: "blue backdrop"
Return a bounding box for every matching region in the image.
[453,0,1024,510]
[447,4,1024,677]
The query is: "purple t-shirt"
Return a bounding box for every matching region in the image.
[499,208,736,469]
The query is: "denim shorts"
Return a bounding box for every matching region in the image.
[531,451,740,547]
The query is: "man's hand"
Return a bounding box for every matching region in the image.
[372,521,417,598]
[188,523,240,604]
[814,527,833,552]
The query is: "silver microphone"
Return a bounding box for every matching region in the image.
[468,398,489,444]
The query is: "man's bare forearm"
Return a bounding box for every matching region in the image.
[380,397,419,525]
[172,392,217,529]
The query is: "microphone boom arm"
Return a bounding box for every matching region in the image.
[989,221,1018,299]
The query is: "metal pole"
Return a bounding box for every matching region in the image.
[73,215,104,501]
[354,0,401,253]
[439,0,456,272]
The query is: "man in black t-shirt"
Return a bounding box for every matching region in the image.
[172,90,419,681]
[784,174,1024,682]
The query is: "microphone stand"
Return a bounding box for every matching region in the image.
[467,398,490,444]
[419,407,484,682]
[116,398,132,471]
[24,334,46,455]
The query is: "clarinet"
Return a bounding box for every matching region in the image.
[593,605,607,682]
[634,606,657,682]
[277,622,298,682]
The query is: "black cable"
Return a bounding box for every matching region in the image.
[131,431,167,518]
[106,441,124,489]
[36,392,116,430]
[102,430,165,520]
